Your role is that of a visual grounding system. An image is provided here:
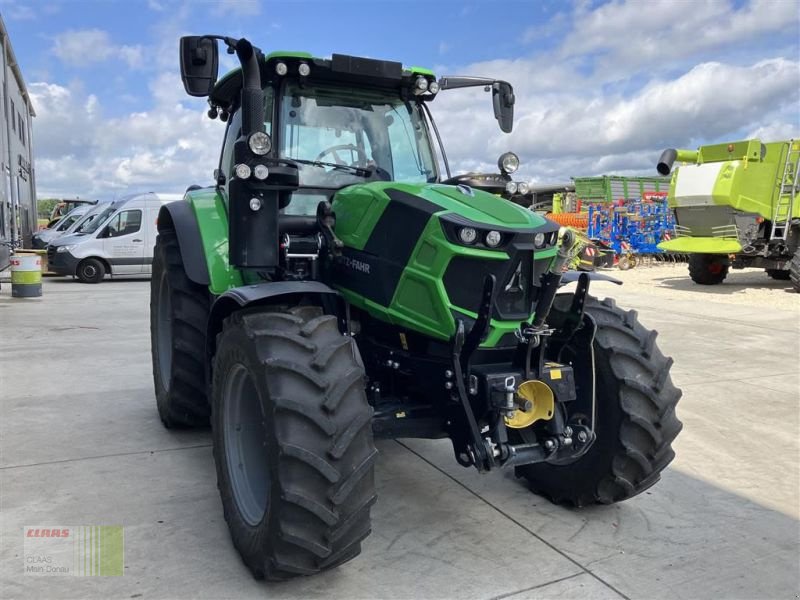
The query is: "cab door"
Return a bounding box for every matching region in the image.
[99,209,145,274]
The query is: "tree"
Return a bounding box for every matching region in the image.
[37,198,60,220]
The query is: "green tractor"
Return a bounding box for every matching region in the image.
[657,139,800,289]
[151,35,682,580]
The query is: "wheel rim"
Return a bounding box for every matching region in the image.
[156,271,172,390]
[223,363,269,526]
[708,262,723,274]
[83,264,97,278]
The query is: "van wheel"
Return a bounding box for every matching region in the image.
[151,229,210,427]
[77,258,105,284]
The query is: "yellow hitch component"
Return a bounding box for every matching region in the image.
[504,380,555,429]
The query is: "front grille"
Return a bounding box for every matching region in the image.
[444,252,535,320]
[47,246,56,263]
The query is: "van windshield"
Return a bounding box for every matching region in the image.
[76,205,116,235]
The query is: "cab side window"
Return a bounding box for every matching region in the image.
[103,210,142,238]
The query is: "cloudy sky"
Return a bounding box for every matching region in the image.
[2,0,799,199]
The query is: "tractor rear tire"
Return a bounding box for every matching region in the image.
[515,296,682,506]
[150,229,211,428]
[766,269,791,280]
[211,306,377,581]
[790,247,800,292]
[688,253,728,285]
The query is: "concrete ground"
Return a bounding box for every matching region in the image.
[1,271,798,599]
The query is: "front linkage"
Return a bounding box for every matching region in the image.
[446,231,597,473]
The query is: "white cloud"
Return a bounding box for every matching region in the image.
[430,56,799,183]
[2,3,36,20]
[28,0,800,199]
[212,0,260,17]
[29,79,224,198]
[562,0,798,75]
[52,29,144,69]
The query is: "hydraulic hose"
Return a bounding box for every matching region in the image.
[532,230,575,328]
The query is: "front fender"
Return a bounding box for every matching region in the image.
[560,271,622,286]
[157,201,210,286]
[206,281,345,361]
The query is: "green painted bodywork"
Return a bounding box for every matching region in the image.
[659,139,800,254]
[658,237,743,254]
[332,182,554,344]
[186,182,555,347]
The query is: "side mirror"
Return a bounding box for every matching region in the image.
[180,36,219,97]
[492,82,515,134]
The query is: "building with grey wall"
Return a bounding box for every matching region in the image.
[0,13,36,269]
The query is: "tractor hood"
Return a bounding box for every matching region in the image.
[333,181,547,236]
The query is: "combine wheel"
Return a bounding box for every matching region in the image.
[688,253,728,285]
[211,306,377,580]
[150,229,210,427]
[516,296,682,506]
[766,269,791,281]
[790,247,800,292]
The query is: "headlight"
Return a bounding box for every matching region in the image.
[517,181,530,195]
[56,245,75,253]
[485,231,502,247]
[248,131,271,156]
[534,232,547,247]
[253,164,269,180]
[415,76,428,93]
[234,163,251,179]
[275,62,288,76]
[505,181,518,195]
[428,80,440,94]
[298,63,311,77]
[498,152,520,174]
[458,227,477,244]
[249,197,262,211]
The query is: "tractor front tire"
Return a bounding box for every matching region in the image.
[688,253,728,285]
[790,247,800,292]
[211,307,377,581]
[516,296,682,506]
[150,229,210,428]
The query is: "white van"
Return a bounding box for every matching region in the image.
[47,192,182,283]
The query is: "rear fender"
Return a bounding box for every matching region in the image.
[206,281,347,363]
[157,201,210,285]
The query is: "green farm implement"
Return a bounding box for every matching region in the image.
[657,139,800,289]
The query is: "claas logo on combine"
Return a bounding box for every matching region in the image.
[26,528,70,538]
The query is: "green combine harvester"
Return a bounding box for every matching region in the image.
[657,139,800,289]
[150,35,682,580]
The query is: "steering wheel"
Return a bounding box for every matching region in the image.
[315,144,369,167]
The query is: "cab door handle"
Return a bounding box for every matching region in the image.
[132,238,143,242]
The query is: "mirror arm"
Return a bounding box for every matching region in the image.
[438,76,499,91]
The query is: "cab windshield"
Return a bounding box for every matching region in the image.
[279,82,438,189]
